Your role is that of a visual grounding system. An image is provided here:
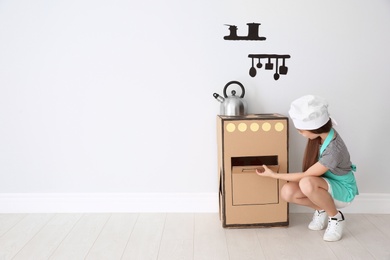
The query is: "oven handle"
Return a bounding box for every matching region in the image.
[241,165,280,173]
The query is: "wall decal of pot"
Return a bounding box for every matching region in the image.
[248,54,291,80]
[224,23,266,41]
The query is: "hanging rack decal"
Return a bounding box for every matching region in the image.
[224,22,291,81]
[248,54,291,80]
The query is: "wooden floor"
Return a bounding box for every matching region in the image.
[0,213,389,260]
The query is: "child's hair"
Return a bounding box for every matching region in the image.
[302,119,333,171]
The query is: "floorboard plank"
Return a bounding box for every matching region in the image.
[225,227,265,260]
[284,213,337,259]
[345,214,390,259]
[256,225,302,259]
[0,214,26,237]
[365,214,390,239]
[85,213,138,260]
[0,214,54,260]
[48,213,110,260]
[193,213,229,260]
[157,213,194,260]
[12,214,83,260]
[121,213,166,260]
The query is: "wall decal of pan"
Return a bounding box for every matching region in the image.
[224,23,266,41]
[248,54,291,80]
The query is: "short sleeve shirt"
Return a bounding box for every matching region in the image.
[319,130,352,176]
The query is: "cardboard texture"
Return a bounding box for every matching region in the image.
[217,114,289,228]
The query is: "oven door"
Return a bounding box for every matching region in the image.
[231,165,280,206]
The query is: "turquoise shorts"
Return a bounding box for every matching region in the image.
[322,177,353,208]
[322,170,358,203]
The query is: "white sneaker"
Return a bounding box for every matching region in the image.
[308,210,328,230]
[323,211,345,242]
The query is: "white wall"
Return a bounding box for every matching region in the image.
[0,0,389,205]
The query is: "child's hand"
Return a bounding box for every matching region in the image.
[256,165,275,177]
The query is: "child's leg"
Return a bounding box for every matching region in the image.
[281,182,323,210]
[298,176,338,217]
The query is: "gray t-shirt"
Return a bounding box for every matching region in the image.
[319,130,352,176]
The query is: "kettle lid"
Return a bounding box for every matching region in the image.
[223,81,245,98]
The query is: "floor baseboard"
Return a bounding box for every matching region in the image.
[0,192,388,214]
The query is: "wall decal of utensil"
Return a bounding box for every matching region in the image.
[248,54,291,80]
[224,23,266,41]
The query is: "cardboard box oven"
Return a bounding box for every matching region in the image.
[217,114,289,228]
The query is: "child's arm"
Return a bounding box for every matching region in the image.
[256,162,328,182]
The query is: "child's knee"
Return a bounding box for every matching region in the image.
[299,176,320,195]
[281,183,297,202]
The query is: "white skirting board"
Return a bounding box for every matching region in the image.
[0,193,389,214]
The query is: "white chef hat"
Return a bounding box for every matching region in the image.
[288,95,330,130]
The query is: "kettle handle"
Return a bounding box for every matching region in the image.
[223,81,245,98]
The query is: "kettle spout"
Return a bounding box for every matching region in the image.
[213,93,225,103]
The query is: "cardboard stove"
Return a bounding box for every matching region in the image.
[217,114,289,228]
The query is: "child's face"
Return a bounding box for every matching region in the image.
[297,129,318,140]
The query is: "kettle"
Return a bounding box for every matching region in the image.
[213,81,248,116]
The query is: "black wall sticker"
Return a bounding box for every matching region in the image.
[224,22,291,81]
[248,54,291,80]
[224,23,266,41]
